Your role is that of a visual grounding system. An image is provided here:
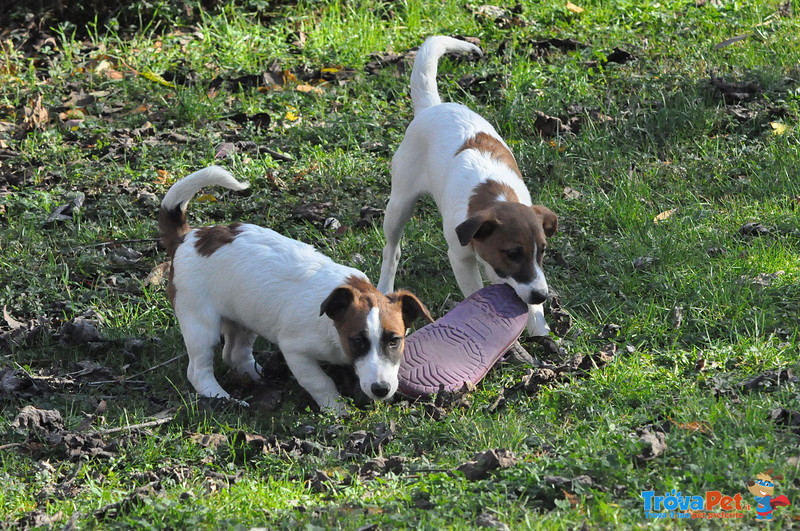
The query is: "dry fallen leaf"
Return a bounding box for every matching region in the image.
[673,421,711,434]
[562,490,580,508]
[295,84,324,95]
[770,121,788,135]
[566,1,585,13]
[194,194,218,203]
[144,263,170,288]
[214,142,236,159]
[104,68,124,80]
[282,70,298,84]
[93,59,113,75]
[3,306,25,330]
[715,34,750,49]
[154,169,171,185]
[284,105,299,121]
[22,94,49,133]
[653,208,677,224]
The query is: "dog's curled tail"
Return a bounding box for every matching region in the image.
[158,166,249,256]
[410,36,482,115]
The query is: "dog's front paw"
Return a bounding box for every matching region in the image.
[318,397,349,417]
[526,304,551,337]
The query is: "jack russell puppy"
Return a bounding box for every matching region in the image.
[377,36,558,337]
[159,166,432,414]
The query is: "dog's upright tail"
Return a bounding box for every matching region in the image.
[158,166,249,256]
[410,36,482,115]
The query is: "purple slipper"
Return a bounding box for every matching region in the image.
[398,284,528,398]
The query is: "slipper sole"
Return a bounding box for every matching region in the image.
[398,284,528,398]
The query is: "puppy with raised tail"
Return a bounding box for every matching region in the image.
[377,36,558,337]
[159,166,432,414]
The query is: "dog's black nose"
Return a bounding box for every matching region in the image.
[528,290,549,305]
[371,382,391,398]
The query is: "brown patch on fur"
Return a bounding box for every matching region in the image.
[166,262,177,306]
[468,180,520,216]
[158,206,190,258]
[455,132,521,177]
[532,204,558,238]
[194,223,243,257]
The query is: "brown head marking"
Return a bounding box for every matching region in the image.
[319,275,432,379]
[320,275,432,400]
[456,199,557,304]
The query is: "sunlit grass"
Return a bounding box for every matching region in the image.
[0,0,798,528]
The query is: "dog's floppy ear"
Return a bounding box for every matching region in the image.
[320,285,355,321]
[455,211,498,246]
[389,290,434,327]
[532,205,558,238]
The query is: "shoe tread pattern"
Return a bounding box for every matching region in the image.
[398,284,527,398]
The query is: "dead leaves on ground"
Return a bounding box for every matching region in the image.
[1,307,114,353]
[710,74,762,104]
[18,94,50,137]
[456,449,517,480]
[8,404,148,461]
[2,44,356,150]
[206,63,358,95]
[532,105,615,138]
[710,72,795,136]
[634,426,668,465]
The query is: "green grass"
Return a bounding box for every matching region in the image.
[1,0,800,528]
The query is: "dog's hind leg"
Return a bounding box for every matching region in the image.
[378,194,419,294]
[179,313,230,399]
[221,318,261,381]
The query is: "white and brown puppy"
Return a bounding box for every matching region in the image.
[377,36,558,337]
[159,166,432,413]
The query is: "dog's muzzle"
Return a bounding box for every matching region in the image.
[528,290,550,305]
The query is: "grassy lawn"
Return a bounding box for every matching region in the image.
[1,0,799,528]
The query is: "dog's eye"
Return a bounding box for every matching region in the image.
[386,336,402,349]
[350,335,368,351]
[503,247,524,261]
